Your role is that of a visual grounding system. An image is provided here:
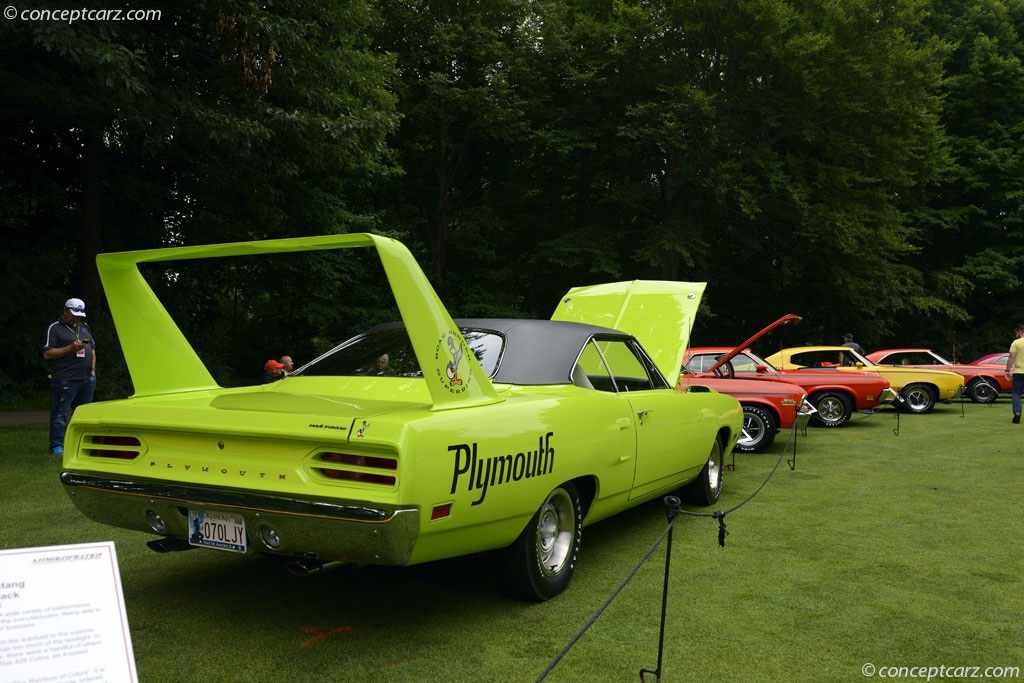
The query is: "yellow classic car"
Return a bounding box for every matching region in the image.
[765,346,964,414]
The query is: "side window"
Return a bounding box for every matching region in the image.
[576,338,660,392]
[684,354,717,373]
[731,354,759,372]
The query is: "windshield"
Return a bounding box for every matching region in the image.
[734,351,778,372]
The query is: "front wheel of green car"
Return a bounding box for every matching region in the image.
[498,482,583,602]
[681,438,723,505]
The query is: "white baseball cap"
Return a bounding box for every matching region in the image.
[65,298,86,317]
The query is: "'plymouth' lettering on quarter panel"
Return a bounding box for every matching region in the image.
[449,432,555,505]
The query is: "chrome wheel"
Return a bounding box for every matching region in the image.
[682,439,724,505]
[900,383,935,413]
[967,378,999,404]
[535,488,575,578]
[498,483,582,601]
[810,391,851,428]
[736,406,777,452]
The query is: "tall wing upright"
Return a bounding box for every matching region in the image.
[97,233,502,410]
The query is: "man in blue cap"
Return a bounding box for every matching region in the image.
[42,298,97,455]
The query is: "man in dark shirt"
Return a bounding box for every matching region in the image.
[42,298,96,455]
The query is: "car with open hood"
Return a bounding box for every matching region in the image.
[865,348,1008,403]
[683,315,894,428]
[677,360,813,452]
[766,346,964,414]
[59,234,742,602]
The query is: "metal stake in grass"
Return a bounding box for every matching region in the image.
[639,495,683,683]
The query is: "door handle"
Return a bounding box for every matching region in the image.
[636,409,652,425]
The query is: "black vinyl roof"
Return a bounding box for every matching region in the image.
[360,318,632,386]
[454,318,629,385]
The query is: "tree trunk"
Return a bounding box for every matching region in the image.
[80,127,104,313]
[431,130,449,295]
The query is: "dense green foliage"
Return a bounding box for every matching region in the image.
[3,0,1023,398]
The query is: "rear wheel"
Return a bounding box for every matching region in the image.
[967,378,999,404]
[681,439,724,505]
[498,482,583,602]
[810,391,852,428]
[899,383,936,413]
[735,405,777,453]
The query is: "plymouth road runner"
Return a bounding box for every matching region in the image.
[60,234,742,601]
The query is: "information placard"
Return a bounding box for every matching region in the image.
[0,541,137,682]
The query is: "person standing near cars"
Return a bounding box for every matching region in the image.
[841,332,865,355]
[1005,324,1024,424]
[42,297,96,455]
[839,332,866,366]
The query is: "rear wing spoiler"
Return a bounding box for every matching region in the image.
[96,233,502,410]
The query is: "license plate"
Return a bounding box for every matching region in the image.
[188,509,247,553]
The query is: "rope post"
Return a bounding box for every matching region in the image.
[787,420,798,470]
[640,495,682,683]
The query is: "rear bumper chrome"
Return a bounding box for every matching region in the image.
[60,472,419,565]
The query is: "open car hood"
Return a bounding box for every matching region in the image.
[706,313,803,374]
[550,280,705,387]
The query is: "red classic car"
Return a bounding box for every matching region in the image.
[686,314,894,428]
[686,347,892,428]
[864,348,1008,403]
[678,363,814,453]
[971,352,1008,366]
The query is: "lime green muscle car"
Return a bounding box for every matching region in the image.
[60,234,741,601]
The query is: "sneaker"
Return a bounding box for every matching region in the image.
[50,446,63,456]
[1014,415,1021,424]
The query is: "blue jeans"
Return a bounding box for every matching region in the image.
[1013,374,1024,416]
[50,377,96,450]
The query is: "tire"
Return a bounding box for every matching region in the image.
[735,405,777,453]
[967,378,999,404]
[809,391,852,428]
[681,438,724,505]
[498,482,583,602]
[899,383,936,413]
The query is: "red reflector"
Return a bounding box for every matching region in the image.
[94,436,141,447]
[92,450,139,459]
[320,452,397,470]
[319,470,396,486]
[88,435,141,459]
[431,504,451,520]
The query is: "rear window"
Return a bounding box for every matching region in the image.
[295,327,505,379]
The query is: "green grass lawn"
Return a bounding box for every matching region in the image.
[2,401,1022,682]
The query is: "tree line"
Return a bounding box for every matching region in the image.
[2,0,1022,399]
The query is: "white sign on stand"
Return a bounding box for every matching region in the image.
[0,541,137,682]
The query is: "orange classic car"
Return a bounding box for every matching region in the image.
[865,348,1008,403]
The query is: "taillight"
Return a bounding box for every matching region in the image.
[85,435,142,459]
[316,452,397,486]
